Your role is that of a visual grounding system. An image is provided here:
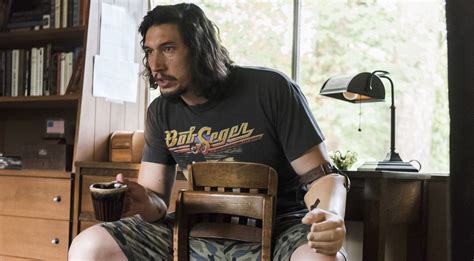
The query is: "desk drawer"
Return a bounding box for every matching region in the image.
[0,215,69,260]
[0,176,71,219]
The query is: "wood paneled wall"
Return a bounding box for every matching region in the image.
[74,0,148,167]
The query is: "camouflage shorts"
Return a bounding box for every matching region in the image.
[101,210,347,260]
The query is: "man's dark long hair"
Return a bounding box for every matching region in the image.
[139,3,233,100]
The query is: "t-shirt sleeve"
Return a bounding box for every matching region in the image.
[268,74,325,162]
[142,99,176,165]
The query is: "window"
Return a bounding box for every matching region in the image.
[300,0,448,172]
[149,0,448,172]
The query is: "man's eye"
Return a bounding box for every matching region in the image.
[163,46,174,53]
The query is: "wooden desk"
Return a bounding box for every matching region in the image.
[344,171,431,261]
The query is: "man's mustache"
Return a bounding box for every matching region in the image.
[153,73,176,81]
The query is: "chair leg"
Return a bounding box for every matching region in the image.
[261,246,271,261]
[175,223,189,261]
[174,192,190,261]
[261,197,273,261]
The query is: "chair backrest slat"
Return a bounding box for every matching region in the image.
[189,162,278,197]
[182,191,266,219]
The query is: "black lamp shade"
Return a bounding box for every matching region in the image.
[320,72,386,103]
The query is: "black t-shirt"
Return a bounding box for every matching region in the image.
[143,66,325,213]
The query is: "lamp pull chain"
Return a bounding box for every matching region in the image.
[358,97,362,132]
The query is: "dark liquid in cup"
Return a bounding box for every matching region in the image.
[90,182,127,222]
[92,183,122,189]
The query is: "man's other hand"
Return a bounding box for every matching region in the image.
[301,208,346,255]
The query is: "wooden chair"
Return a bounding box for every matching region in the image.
[173,162,278,261]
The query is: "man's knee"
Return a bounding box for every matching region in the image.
[69,225,126,261]
[290,244,346,261]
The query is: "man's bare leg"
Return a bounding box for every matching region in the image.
[68,225,127,261]
[291,244,345,261]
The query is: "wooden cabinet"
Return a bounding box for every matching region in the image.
[0,2,89,260]
[73,161,188,237]
[0,170,72,260]
[344,171,431,261]
[0,0,147,259]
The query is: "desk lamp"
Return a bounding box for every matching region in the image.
[320,70,419,172]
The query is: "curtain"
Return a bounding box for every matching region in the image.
[446,1,474,260]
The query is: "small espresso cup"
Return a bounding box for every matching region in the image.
[89,181,127,222]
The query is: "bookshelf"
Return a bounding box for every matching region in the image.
[0,24,86,168]
[0,27,85,49]
[0,93,80,108]
[0,18,83,259]
[0,0,147,259]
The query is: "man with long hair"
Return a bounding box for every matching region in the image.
[69,3,348,260]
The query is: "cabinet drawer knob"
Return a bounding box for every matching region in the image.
[53,196,61,203]
[51,238,60,245]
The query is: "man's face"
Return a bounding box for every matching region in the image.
[144,24,192,100]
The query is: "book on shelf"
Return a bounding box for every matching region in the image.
[61,0,68,28]
[50,52,60,95]
[37,47,44,96]
[4,50,11,96]
[6,20,46,30]
[2,0,82,31]
[43,44,52,96]
[18,49,26,96]
[7,11,44,23]
[59,52,66,95]
[30,48,38,96]
[50,0,55,29]
[54,0,61,29]
[65,52,73,93]
[10,49,27,97]
[67,0,73,28]
[0,0,13,31]
[79,0,87,26]
[11,49,18,96]
[58,51,74,95]
[66,0,80,27]
[0,51,5,95]
[24,49,31,96]
[5,0,49,30]
[65,50,83,94]
[73,0,80,27]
